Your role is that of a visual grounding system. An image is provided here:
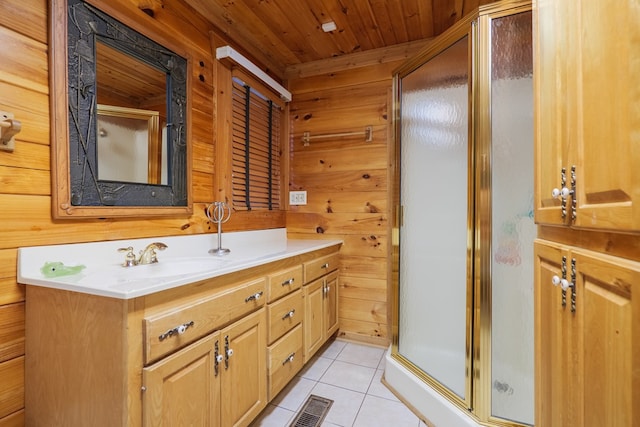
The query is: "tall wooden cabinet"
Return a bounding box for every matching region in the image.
[535,0,640,231]
[534,0,640,425]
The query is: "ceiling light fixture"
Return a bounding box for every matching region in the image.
[322,21,337,32]
[216,46,292,102]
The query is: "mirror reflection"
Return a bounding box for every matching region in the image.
[97,104,166,185]
[96,41,168,185]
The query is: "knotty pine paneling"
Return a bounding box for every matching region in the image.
[288,191,388,215]
[0,141,49,171]
[0,0,46,43]
[286,212,388,235]
[0,83,49,146]
[288,57,394,346]
[0,251,17,279]
[339,277,387,303]
[0,304,24,364]
[289,61,400,94]
[0,166,49,196]
[0,357,23,419]
[0,27,48,94]
[0,279,23,309]
[0,410,23,427]
[291,169,387,193]
[292,146,388,174]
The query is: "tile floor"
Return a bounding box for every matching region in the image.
[251,339,427,427]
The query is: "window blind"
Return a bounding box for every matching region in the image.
[231,77,282,210]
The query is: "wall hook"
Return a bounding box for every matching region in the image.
[0,111,21,152]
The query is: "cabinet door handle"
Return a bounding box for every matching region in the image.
[224,335,232,370]
[321,263,329,269]
[281,278,295,286]
[214,340,221,376]
[158,320,194,341]
[245,291,264,302]
[282,352,295,365]
[282,309,295,320]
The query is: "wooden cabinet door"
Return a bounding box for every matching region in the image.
[535,0,640,230]
[143,332,221,427]
[573,249,640,426]
[303,277,324,362]
[324,271,339,338]
[534,0,578,227]
[573,0,640,232]
[220,308,267,427]
[534,240,583,427]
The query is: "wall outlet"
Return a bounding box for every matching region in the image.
[289,191,307,205]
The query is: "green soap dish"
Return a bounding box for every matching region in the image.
[41,261,86,278]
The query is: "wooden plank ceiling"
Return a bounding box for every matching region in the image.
[185,0,496,78]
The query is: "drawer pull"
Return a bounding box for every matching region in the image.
[158,320,194,341]
[282,352,296,365]
[245,291,264,302]
[321,263,329,269]
[281,278,295,286]
[282,309,296,320]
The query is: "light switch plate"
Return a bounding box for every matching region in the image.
[289,191,307,205]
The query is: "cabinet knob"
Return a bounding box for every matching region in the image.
[245,291,264,302]
[321,263,329,269]
[226,348,234,358]
[281,278,294,286]
[282,309,295,320]
[216,354,224,363]
[282,352,295,365]
[158,320,194,341]
[552,276,570,289]
[551,187,572,199]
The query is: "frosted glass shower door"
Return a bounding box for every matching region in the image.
[489,11,534,425]
[398,36,471,400]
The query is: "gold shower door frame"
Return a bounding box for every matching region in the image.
[390,2,533,426]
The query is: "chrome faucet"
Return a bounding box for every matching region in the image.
[138,242,168,265]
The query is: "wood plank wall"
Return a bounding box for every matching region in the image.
[285,46,424,347]
[0,0,283,423]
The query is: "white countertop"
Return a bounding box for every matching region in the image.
[18,228,341,299]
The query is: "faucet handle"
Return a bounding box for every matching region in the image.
[150,242,168,251]
[117,246,137,267]
[139,242,168,264]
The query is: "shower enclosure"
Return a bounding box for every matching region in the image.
[387,2,534,426]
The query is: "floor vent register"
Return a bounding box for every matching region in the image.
[289,395,334,427]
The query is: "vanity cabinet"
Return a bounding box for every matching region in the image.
[303,253,340,362]
[534,240,640,426]
[143,308,266,427]
[24,243,341,426]
[534,0,640,231]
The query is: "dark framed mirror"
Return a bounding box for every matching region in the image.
[50,0,191,218]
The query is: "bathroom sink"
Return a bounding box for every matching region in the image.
[77,257,233,286]
[116,257,231,279]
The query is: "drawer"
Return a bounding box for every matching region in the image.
[267,264,303,302]
[304,252,340,283]
[267,289,303,344]
[143,277,267,364]
[267,324,303,400]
